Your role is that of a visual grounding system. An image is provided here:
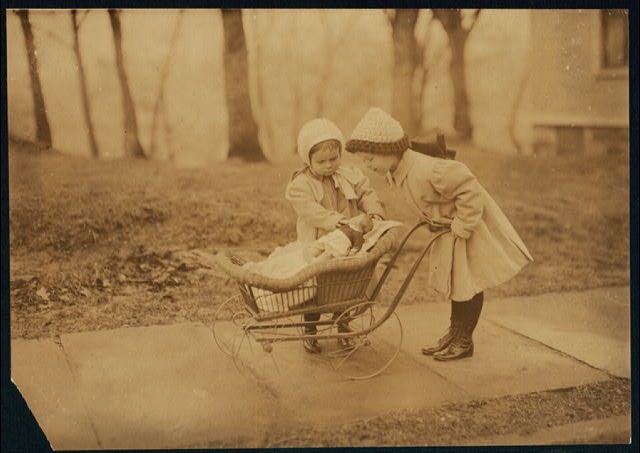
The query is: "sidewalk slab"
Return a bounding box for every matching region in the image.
[11,338,101,450]
[397,304,610,399]
[483,286,630,378]
[219,309,469,430]
[253,340,469,430]
[10,286,629,449]
[59,323,278,449]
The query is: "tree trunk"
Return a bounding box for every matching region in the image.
[71,10,99,158]
[508,54,532,154]
[221,8,264,161]
[16,10,52,149]
[419,19,448,133]
[150,10,184,158]
[449,27,472,138]
[252,14,275,158]
[391,9,420,137]
[432,9,474,139]
[108,9,145,158]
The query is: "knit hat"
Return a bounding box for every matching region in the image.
[297,118,344,166]
[345,108,410,154]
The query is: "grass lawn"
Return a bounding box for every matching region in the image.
[8,140,630,339]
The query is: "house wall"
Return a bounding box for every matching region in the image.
[529,10,629,155]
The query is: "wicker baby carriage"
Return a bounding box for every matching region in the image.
[213,223,448,381]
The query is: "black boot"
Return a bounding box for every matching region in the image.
[434,293,483,361]
[333,312,355,349]
[303,337,322,354]
[422,301,462,355]
[303,313,322,353]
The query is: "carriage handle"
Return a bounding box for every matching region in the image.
[368,221,449,301]
[330,222,450,341]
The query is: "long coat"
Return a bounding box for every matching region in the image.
[285,164,386,243]
[389,150,533,301]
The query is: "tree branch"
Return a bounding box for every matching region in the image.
[386,9,396,27]
[467,9,482,33]
[76,9,90,30]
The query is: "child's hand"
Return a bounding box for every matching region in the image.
[336,218,349,228]
[339,224,365,251]
[451,218,471,239]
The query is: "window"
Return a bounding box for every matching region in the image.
[600,10,628,70]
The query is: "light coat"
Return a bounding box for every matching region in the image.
[389,150,533,301]
[285,165,386,243]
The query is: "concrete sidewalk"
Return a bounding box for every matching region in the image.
[10,286,630,449]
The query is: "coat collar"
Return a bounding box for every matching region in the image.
[291,165,359,200]
[388,149,416,187]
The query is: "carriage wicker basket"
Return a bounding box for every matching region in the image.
[214,229,396,319]
[212,223,448,381]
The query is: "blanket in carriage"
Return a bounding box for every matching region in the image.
[233,220,401,312]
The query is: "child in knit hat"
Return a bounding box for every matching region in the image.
[346,107,534,361]
[286,118,387,353]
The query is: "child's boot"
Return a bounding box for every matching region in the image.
[422,300,461,355]
[303,337,322,353]
[434,293,483,361]
[303,326,322,353]
[303,313,322,353]
[333,313,355,349]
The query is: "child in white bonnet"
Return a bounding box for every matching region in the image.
[286,117,386,353]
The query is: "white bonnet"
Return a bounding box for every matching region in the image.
[297,118,344,165]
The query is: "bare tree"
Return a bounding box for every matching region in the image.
[15,9,52,149]
[108,9,145,158]
[281,14,301,155]
[431,9,482,139]
[221,8,264,161]
[388,9,420,137]
[251,14,276,159]
[71,10,99,158]
[316,12,357,116]
[415,13,448,135]
[508,55,532,154]
[149,10,184,159]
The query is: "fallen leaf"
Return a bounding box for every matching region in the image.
[153,273,170,284]
[36,287,50,301]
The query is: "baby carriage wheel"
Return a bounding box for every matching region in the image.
[232,315,299,383]
[212,294,252,356]
[328,301,403,380]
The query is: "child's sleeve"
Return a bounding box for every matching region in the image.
[432,160,483,239]
[352,168,387,219]
[285,176,345,231]
[306,242,326,258]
